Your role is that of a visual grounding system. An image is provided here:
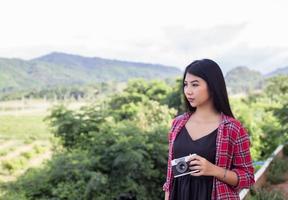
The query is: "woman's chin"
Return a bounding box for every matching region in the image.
[189,102,197,107]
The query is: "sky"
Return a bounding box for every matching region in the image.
[0,0,288,74]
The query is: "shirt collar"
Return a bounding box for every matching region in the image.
[183,112,232,125]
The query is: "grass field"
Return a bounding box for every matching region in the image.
[0,99,87,140]
[0,100,52,187]
[0,99,87,198]
[0,115,51,140]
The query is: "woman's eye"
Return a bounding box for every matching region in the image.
[192,84,199,87]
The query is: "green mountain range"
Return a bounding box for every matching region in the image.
[0,52,181,93]
[0,52,287,96]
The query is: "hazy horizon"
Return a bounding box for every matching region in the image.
[1,51,285,76]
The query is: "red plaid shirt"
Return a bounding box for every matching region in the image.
[163,112,255,200]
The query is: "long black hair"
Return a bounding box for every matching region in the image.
[183,59,234,118]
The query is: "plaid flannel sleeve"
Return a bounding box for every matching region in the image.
[231,126,255,191]
[163,118,177,192]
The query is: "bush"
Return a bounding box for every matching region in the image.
[3,150,108,200]
[249,188,285,200]
[5,77,287,200]
[267,158,288,184]
[283,144,288,157]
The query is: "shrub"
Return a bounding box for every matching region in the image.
[249,188,285,200]
[267,158,288,184]
[2,150,108,200]
[283,144,288,156]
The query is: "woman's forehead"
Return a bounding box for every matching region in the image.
[184,73,204,82]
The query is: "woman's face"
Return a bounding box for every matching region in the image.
[184,73,212,108]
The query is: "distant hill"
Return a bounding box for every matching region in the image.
[0,52,181,93]
[1,52,287,96]
[225,66,264,94]
[265,66,288,77]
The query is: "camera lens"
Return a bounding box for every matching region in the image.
[176,161,188,173]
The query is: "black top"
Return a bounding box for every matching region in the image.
[170,126,217,200]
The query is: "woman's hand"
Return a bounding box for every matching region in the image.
[188,154,216,176]
[188,154,239,186]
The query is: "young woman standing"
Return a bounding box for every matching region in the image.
[163,59,255,200]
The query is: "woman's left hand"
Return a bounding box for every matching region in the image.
[188,154,216,176]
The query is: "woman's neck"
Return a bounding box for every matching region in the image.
[192,104,220,123]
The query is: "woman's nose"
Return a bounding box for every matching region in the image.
[185,87,193,95]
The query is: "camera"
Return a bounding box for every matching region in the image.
[171,154,198,178]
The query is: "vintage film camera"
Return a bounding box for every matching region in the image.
[171,154,199,178]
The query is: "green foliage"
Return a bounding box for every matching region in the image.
[264,76,288,152]
[272,102,288,143]
[3,118,171,199]
[3,76,288,199]
[2,157,28,172]
[45,103,109,149]
[283,144,288,156]
[3,150,108,200]
[267,158,288,184]
[3,78,177,199]
[230,75,288,160]
[165,78,185,115]
[249,188,285,200]
[0,192,28,200]
[264,75,288,102]
[0,84,113,101]
[231,97,281,160]
[0,143,49,175]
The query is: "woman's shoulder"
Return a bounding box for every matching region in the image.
[172,112,191,124]
[222,114,249,138]
[222,114,243,127]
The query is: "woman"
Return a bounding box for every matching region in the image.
[163,59,255,200]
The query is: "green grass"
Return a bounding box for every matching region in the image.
[1,157,28,173]
[0,115,51,140]
[0,144,50,175]
[32,145,47,154]
[0,147,16,157]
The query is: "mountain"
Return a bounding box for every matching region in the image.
[225,66,264,94]
[265,66,288,77]
[0,52,182,93]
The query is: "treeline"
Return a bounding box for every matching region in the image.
[1,76,288,200]
[0,82,119,101]
[0,78,177,102]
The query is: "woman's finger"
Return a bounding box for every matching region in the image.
[189,165,201,170]
[190,169,202,176]
[190,153,204,162]
[189,160,201,166]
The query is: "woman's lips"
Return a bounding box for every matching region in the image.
[187,98,195,102]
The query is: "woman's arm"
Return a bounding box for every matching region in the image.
[164,191,169,200]
[163,118,177,200]
[189,154,238,186]
[212,165,238,186]
[228,126,255,190]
